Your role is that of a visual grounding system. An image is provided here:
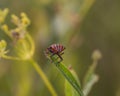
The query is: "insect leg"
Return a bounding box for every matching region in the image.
[50,53,55,57]
[54,52,64,63]
[49,53,56,63]
[50,52,64,63]
[57,53,63,63]
[60,52,64,56]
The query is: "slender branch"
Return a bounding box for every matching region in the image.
[29,59,58,96]
[26,33,35,56]
[2,55,21,60]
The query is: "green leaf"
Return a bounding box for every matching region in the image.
[65,66,80,96]
[65,80,73,96]
[51,56,84,96]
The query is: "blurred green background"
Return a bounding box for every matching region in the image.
[0,0,120,96]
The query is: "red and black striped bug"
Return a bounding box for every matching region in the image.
[45,44,65,63]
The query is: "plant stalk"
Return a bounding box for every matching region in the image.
[29,59,57,96]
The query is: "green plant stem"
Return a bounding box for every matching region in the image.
[26,34,35,56]
[29,59,57,96]
[2,55,21,60]
[79,0,95,21]
[51,56,84,96]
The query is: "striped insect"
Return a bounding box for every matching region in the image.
[45,44,65,62]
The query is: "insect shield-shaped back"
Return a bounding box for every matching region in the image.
[45,44,65,63]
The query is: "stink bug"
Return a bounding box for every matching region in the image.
[45,44,65,62]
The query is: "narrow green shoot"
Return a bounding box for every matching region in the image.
[50,56,84,96]
[65,66,81,96]
[83,50,102,96]
[29,59,58,96]
[79,0,95,21]
[83,74,99,96]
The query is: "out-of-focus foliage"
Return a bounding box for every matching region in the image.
[0,8,57,96]
[0,0,120,96]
